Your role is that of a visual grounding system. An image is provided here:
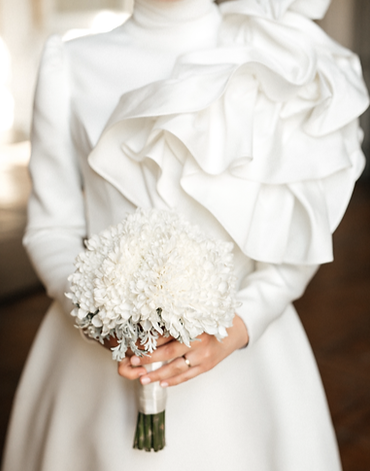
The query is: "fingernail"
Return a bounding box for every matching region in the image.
[141,377,151,385]
[161,382,168,388]
[131,356,140,366]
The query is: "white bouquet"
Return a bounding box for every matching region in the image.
[67,208,238,451]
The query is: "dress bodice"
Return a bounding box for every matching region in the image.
[65,0,221,150]
[24,0,368,342]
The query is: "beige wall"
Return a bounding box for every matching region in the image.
[319,0,356,49]
[0,0,132,141]
[56,0,125,11]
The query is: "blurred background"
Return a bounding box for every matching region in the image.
[0,0,369,469]
[0,0,133,298]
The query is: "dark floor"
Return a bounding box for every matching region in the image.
[0,183,369,469]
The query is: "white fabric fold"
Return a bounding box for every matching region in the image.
[88,1,368,265]
[219,0,331,20]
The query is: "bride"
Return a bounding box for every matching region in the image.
[2,0,368,470]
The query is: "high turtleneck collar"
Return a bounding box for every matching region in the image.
[133,0,216,27]
[124,0,220,53]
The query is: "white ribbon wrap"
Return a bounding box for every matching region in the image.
[136,362,168,415]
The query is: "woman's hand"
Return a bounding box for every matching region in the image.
[117,314,249,388]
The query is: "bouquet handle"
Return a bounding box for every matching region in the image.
[133,361,167,451]
[137,362,167,414]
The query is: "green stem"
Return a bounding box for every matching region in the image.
[133,411,166,452]
[138,412,145,450]
[160,410,166,449]
[144,414,152,451]
[152,413,159,452]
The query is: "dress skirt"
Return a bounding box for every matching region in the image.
[2,301,342,471]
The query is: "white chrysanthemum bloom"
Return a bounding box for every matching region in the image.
[67,208,238,361]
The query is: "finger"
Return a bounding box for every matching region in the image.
[117,357,147,380]
[160,365,203,388]
[140,351,202,385]
[131,340,191,367]
[139,356,189,384]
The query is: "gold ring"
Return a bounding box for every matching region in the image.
[182,355,191,368]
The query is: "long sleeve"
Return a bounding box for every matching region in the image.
[23,35,86,313]
[235,262,319,346]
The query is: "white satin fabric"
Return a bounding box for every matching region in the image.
[2,0,368,470]
[90,1,367,266]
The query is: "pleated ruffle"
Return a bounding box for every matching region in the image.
[89,1,368,264]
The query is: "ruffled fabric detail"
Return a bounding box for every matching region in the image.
[88,1,368,265]
[219,0,331,21]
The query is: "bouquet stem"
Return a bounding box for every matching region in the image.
[133,411,165,452]
[133,361,167,452]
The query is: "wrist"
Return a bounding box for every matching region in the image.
[231,314,249,349]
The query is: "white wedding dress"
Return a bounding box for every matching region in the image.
[2,0,368,470]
